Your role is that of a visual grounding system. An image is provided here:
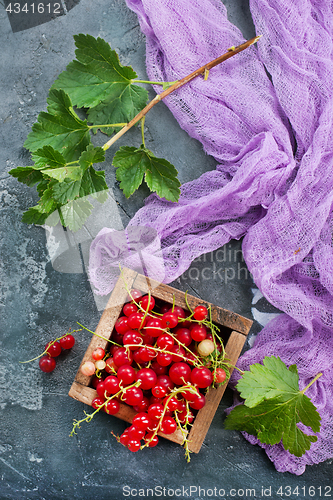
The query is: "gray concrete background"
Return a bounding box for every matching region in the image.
[0,1,331,499]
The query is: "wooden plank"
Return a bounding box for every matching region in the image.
[75,268,138,385]
[187,331,247,453]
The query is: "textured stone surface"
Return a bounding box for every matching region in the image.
[0,1,331,499]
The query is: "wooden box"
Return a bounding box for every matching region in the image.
[69,267,252,453]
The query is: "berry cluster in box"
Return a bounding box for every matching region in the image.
[69,269,252,458]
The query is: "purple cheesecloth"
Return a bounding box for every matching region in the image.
[89,0,333,474]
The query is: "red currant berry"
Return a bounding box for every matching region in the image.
[161,311,179,329]
[190,325,207,342]
[170,345,185,362]
[156,375,174,392]
[182,387,199,402]
[113,348,133,367]
[119,429,129,446]
[160,303,170,314]
[123,387,144,406]
[177,410,194,424]
[193,305,208,321]
[104,375,120,394]
[151,385,167,398]
[39,356,56,373]
[112,330,124,345]
[144,432,159,447]
[92,396,105,410]
[175,327,192,346]
[213,367,227,384]
[123,330,143,350]
[132,412,153,431]
[145,318,163,337]
[138,346,156,362]
[156,351,173,367]
[162,396,179,411]
[191,367,213,388]
[80,361,96,376]
[160,416,177,435]
[128,289,142,302]
[59,334,75,349]
[168,362,191,385]
[140,295,155,311]
[150,360,168,375]
[172,306,186,320]
[117,365,136,385]
[96,380,107,398]
[127,425,145,440]
[115,316,129,334]
[105,357,118,374]
[92,347,105,361]
[148,403,164,420]
[156,333,174,350]
[127,312,147,330]
[136,368,157,390]
[127,439,141,452]
[123,302,138,317]
[190,393,206,410]
[133,396,150,413]
[45,341,62,358]
[105,399,120,415]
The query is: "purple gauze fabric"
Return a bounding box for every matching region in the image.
[89,0,333,474]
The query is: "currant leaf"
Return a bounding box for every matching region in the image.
[113,146,180,201]
[24,89,91,162]
[9,166,43,187]
[32,145,67,169]
[224,356,321,457]
[78,144,105,171]
[60,198,94,232]
[52,34,148,133]
[21,206,54,225]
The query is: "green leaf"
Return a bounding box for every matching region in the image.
[236,356,301,407]
[9,166,43,187]
[42,166,82,182]
[51,34,148,133]
[78,144,105,172]
[32,145,67,169]
[24,89,90,162]
[52,167,107,205]
[224,356,321,457]
[113,146,180,202]
[60,198,94,232]
[21,206,52,225]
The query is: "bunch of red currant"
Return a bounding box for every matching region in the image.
[38,334,76,372]
[76,290,229,459]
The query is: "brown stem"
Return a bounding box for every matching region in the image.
[103,35,261,151]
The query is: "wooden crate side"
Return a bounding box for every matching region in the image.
[187,330,247,453]
[74,268,139,385]
[68,381,186,445]
[132,274,252,335]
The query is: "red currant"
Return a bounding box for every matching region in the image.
[151,385,167,398]
[156,333,174,350]
[136,368,157,390]
[59,334,75,349]
[105,399,120,415]
[160,416,177,435]
[145,318,163,337]
[213,367,227,384]
[39,356,56,372]
[128,289,142,302]
[123,302,138,317]
[191,367,213,388]
[175,328,192,346]
[127,439,141,452]
[140,295,155,311]
[105,357,118,374]
[92,396,105,410]
[144,432,159,447]
[127,312,147,330]
[115,316,129,334]
[45,341,62,357]
[123,330,143,350]
[123,387,144,406]
[161,311,179,329]
[156,351,173,367]
[117,365,136,385]
[113,348,133,367]
[92,347,105,361]
[132,412,153,430]
[138,346,156,362]
[189,393,206,410]
[148,403,164,420]
[168,362,191,385]
[104,375,120,394]
[190,324,207,342]
[193,305,208,321]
